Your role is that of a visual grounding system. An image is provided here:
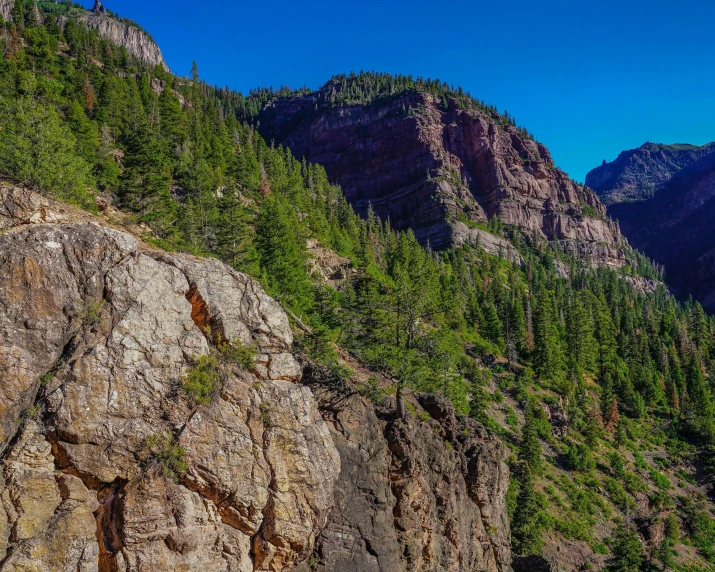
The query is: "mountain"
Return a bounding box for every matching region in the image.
[3,5,715,572]
[586,141,715,205]
[587,142,715,308]
[255,73,627,267]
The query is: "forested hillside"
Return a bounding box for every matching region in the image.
[2,2,715,570]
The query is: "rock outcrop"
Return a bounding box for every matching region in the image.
[1,2,164,68]
[589,143,715,309]
[0,0,11,22]
[0,184,340,570]
[297,367,512,572]
[72,11,165,68]
[257,83,626,267]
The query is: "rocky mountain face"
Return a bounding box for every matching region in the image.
[0,184,511,571]
[586,142,715,205]
[73,10,165,68]
[4,0,167,68]
[588,143,715,308]
[257,84,626,267]
[297,372,511,572]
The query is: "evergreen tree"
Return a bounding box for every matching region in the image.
[511,466,543,556]
[518,402,543,476]
[605,522,643,572]
[255,194,313,314]
[532,289,564,386]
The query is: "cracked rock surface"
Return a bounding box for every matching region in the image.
[0,185,340,571]
[298,367,512,572]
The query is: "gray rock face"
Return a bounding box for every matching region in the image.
[0,184,340,571]
[300,367,512,572]
[0,0,11,22]
[452,223,525,266]
[75,12,165,67]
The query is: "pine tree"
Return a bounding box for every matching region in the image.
[605,522,643,572]
[255,194,313,314]
[532,289,564,385]
[689,301,710,353]
[684,351,715,441]
[511,466,543,555]
[518,403,543,476]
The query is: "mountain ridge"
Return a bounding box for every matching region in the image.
[588,140,715,309]
[255,72,628,268]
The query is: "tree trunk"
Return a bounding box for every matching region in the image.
[396,381,407,420]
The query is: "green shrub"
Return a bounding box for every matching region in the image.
[566,443,595,473]
[604,477,635,512]
[664,512,680,542]
[145,432,188,482]
[82,299,105,327]
[357,377,391,405]
[219,339,255,369]
[183,354,221,404]
[623,471,648,495]
[649,468,672,490]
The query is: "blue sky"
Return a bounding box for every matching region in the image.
[91,0,715,181]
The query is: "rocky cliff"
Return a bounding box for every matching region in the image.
[586,141,715,205]
[297,369,511,572]
[588,143,715,308]
[257,80,626,267]
[0,184,512,571]
[0,184,339,570]
[73,11,165,68]
[0,0,10,22]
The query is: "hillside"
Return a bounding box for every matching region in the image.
[1,4,715,572]
[0,0,165,66]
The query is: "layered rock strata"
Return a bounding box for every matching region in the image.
[258,87,625,267]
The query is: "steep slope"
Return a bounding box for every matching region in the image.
[588,143,715,307]
[256,74,626,266]
[586,141,715,205]
[0,183,512,571]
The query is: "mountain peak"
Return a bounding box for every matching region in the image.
[92,0,106,14]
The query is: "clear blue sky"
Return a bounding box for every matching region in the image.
[90,0,715,181]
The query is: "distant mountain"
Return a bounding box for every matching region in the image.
[586,141,715,205]
[255,73,627,266]
[588,142,715,307]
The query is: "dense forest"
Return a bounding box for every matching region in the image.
[2,2,715,570]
